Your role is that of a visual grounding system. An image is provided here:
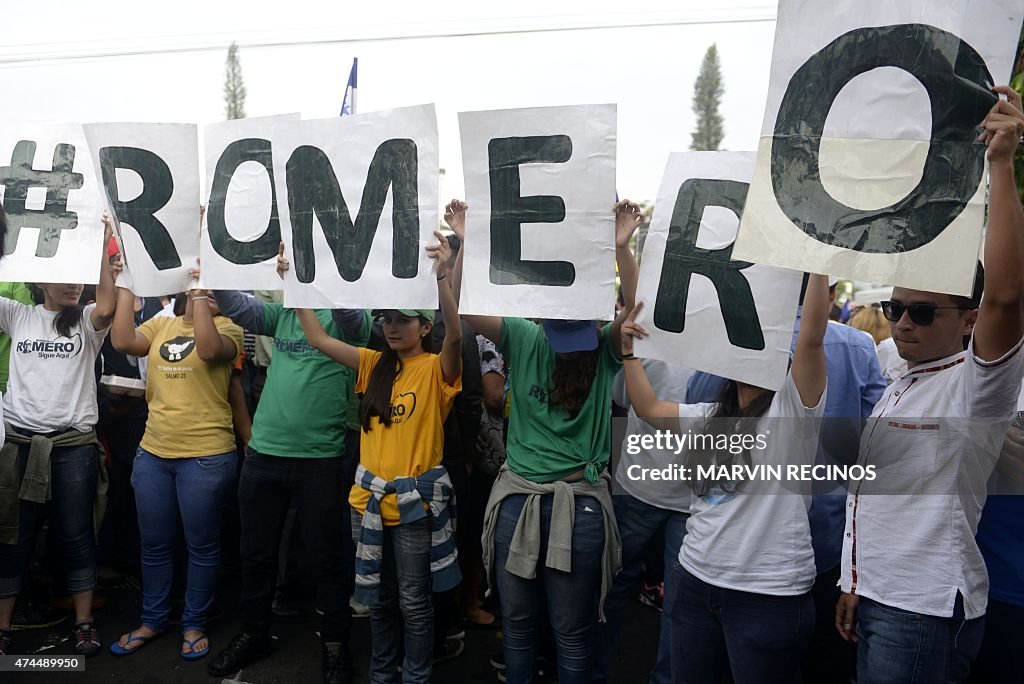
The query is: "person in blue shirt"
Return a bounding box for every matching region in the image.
[686,277,885,684]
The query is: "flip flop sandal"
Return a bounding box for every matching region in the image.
[109,631,160,656]
[180,633,210,661]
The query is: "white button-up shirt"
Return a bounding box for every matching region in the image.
[841,337,1024,619]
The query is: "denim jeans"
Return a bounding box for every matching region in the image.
[857,594,984,684]
[668,564,814,684]
[594,494,688,684]
[237,449,353,643]
[352,512,433,684]
[494,493,606,684]
[0,441,99,597]
[131,447,236,632]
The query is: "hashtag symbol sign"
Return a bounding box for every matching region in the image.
[0,140,84,257]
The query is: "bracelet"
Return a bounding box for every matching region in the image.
[191,296,209,302]
[436,273,447,281]
[623,356,641,362]
[621,353,636,360]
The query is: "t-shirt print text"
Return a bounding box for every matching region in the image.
[385,392,417,425]
[16,332,83,360]
[528,384,548,404]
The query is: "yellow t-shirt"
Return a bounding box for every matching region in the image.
[137,315,243,458]
[349,347,462,525]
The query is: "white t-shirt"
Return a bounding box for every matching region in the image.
[679,373,826,595]
[613,359,695,512]
[0,301,110,433]
[842,337,1024,619]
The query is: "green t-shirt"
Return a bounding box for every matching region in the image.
[498,317,621,482]
[249,305,370,458]
[0,283,36,393]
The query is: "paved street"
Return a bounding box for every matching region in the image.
[11,577,660,683]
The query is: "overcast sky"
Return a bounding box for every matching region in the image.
[0,0,778,205]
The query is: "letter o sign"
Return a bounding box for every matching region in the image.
[772,23,995,253]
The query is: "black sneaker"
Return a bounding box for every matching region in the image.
[490,652,505,671]
[71,622,102,658]
[11,601,69,631]
[207,631,272,677]
[0,629,12,656]
[447,624,466,641]
[433,637,464,665]
[321,642,353,684]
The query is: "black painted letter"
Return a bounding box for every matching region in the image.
[772,23,994,253]
[207,138,281,265]
[487,136,573,286]
[98,146,181,269]
[286,139,419,283]
[654,178,764,351]
[0,140,83,257]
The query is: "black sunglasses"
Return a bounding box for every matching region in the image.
[880,300,970,326]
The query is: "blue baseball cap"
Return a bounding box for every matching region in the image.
[543,319,598,353]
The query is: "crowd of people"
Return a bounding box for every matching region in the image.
[0,89,1021,684]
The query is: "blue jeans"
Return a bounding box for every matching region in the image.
[857,595,984,684]
[668,564,814,684]
[0,441,99,597]
[132,447,236,633]
[352,513,433,684]
[494,493,606,684]
[594,494,687,684]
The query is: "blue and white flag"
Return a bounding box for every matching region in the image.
[340,58,358,116]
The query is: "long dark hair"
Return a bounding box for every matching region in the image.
[26,283,84,339]
[548,348,600,420]
[359,322,432,431]
[690,380,775,497]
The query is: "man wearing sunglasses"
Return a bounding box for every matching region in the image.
[834,86,1024,684]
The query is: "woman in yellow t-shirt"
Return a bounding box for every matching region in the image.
[295,231,462,683]
[107,271,243,663]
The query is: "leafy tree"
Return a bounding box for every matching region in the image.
[690,44,725,151]
[224,42,247,120]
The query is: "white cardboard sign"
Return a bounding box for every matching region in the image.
[635,152,802,390]
[275,105,440,309]
[84,123,200,296]
[732,0,1024,295]
[0,123,104,284]
[458,104,617,320]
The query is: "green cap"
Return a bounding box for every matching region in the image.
[371,309,436,323]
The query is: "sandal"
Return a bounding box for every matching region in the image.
[109,628,160,656]
[181,632,210,661]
